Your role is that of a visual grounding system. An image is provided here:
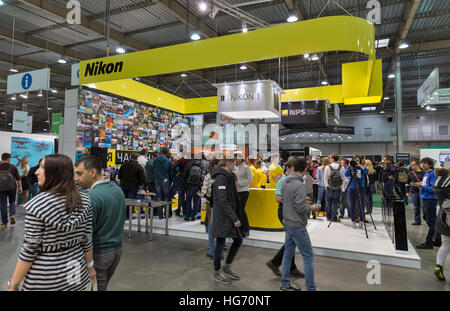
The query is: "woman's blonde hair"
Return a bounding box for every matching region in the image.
[365,159,375,175]
[321,157,330,170]
[20,157,29,169]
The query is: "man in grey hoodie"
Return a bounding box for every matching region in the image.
[280,157,318,291]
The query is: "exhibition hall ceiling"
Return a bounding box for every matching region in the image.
[0,0,449,132]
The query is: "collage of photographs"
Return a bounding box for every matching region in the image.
[76,89,191,156]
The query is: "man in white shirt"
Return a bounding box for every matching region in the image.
[324,154,346,222]
[137,149,148,171]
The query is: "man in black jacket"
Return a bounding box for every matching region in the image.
[211,159,248,284]
[182,158,203,221]
[407,160,426,225]
[382,155,396,199]
[119,153,145,219]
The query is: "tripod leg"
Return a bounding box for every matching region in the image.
[369,212,377,230]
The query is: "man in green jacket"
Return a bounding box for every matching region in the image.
[75,156,126,291]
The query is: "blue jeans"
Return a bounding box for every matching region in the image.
[29,184,40,198]
[178,180,186,215]
[339,191,348,217]
[411,192,422,224]
[155,179,171,218]
[185,184,200,220]
[0,189,16,225]
[121,186,138,219]
[317,186,326,212]
[281,224,316,291]
[423,199,441,245]
[207,209,223,259]
[348,188,365,222]
[326,188,341,220]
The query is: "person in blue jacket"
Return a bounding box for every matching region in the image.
[413,157,442,249]
[345,156,368,229]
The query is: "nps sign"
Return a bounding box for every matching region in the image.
[7,68,50,94]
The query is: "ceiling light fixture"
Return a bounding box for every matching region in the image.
[380,111,385,114]
[116,47,126,54]
[1,111,5,115]
[303,53,309,59]
[399,42,409,49]
[242,20,248,33]
[9,68,18,73]
[181,73,188,78]
[240,64,247,70]
[20,92,28,99]
[287,14,298,23]
[311,54,319,61]
[38,90,43,97]
[191,33,201,41]
[384,97,389,100]
[426,106,431,111]
[388,73,395,79]
[11,95,16,100]
[57,58,67,64]
[51,89,57,94]
[198,0,207,12]
[321,81,328,85]
[47,107,52,110]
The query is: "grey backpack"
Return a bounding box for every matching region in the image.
[0,166,16,192]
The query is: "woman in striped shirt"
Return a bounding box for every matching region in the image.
[7,154,95,291]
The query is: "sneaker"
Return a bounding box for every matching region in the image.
[206,253,214,259]
[416,243,433,249]
[280,283,301,291]
[266,260,282,277]
[214,270,231,284]
[0,224,6,229]
[434,265,446,281]
[10,216,16,225]
[184,218,190,222]
[433,240,442,247]
[190,217,196,221]
[290,269,305,278]
[223,264,240,280]
[411,222,421,225]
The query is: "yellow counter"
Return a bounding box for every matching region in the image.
[245,188,283,231]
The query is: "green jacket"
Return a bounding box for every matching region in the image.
[89,182,126,255]
[145,158,155,184]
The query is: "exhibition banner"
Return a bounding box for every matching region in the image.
[216,80,282,119]
[51,113,64,134]
[281,100,328,129]
[7,68,51,95]
[417,68,439,106]
[12,110,28,132]
[10,137,54,171]
[71,63,80,86]
[428,88,450,105]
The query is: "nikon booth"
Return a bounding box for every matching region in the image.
[61,16,420,269]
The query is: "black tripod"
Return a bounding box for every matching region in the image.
[328,167,376,238]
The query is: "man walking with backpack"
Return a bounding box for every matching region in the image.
[0,153,22,228]
[324,154,346,222]
[182,157,203,221]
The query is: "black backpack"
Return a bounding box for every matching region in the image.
[0,165,16,192]
[328,164,343,189]
[188,164,202,185]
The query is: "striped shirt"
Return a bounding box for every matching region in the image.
[20,191,93,291]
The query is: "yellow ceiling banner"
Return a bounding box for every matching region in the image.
[79,16,375,84]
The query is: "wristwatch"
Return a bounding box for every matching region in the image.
[7,281,20,290]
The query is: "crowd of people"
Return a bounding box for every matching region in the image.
[2,149,449,291]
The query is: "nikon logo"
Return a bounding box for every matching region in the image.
[84,61,123,77]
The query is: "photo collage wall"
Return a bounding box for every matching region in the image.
[76,89,191,159]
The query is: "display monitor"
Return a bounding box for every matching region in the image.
[281,100,328,129]
[440,153,450,162]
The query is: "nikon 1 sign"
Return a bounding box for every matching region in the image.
[215,80,283,120]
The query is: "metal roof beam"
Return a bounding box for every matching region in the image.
[16,0,151,51]
[154,0,217,38]
[0,24,91,61]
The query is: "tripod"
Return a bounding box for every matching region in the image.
[328,167,377,239]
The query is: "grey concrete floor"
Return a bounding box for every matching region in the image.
[0,204,449,291]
